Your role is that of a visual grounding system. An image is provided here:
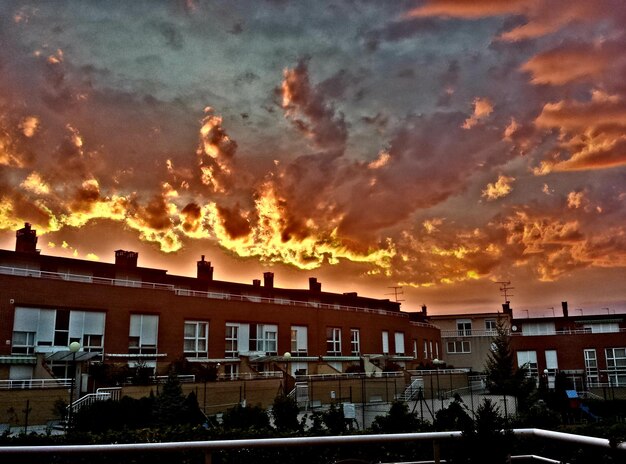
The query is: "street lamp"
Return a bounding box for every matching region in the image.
[283,352,292,395]
[433,358,444,409]
[67,341,81,432]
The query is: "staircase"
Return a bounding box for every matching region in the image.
[398,376,424,401]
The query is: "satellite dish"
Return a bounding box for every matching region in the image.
[511,325,518,332]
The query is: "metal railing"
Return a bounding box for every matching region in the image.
[0,265,410,318]
[0,378,72,389]
[296,371,405,381]
[440,329,498,338]
[0,429,623,462]
[511,328,626,336]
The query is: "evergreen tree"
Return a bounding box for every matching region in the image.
[271,394,301,432]
[153,370,186,425]
[484,317,529,395]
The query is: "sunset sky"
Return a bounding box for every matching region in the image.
[1,0,625,315]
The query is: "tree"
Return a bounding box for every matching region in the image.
[484,317,533,400]
[153,371,186,425]
[221,403,270,431]
[271,394,301,432]
[371,401,429,433]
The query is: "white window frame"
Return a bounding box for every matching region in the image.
[350,329,360,356]
[184,321,209,358]
[605,347,626,387]
[381,331,389,354]
[394,332,405,356]
[485,319,497,333]
[251,324,278,355]
[447,340,471,354]
[129,314,159,356]
[326,327,341,356]
[290,326,308,356]
[456,319,472,336]
[517,350,538,377]
[225,323,240,358]
[584,349,598,386]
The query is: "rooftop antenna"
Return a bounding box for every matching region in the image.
[495,281,514,303]
[386,286,405,303]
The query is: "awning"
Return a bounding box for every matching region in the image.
[45,351,101,362]
[0,355,37,365]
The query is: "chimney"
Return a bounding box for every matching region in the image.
[263,272,274,288]
[115,250,138,268]
[561,301,569,318]
[502,301,512,316]
[421,304,428,316]
[309,277,322,292]
[343,292,357,298]
[15,223,39,254]
[197,255,214,281]
[252,279,261,287]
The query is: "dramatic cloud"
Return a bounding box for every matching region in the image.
[0,1,624,312]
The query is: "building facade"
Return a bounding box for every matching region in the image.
[0,224,441,387]
[510,301,626,391]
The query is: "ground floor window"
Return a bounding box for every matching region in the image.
[447,340,470,353]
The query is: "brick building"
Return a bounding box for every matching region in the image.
[509,301,626,391]
[0,224,441,387]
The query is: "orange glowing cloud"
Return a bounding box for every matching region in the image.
[406,0,529,19]
[462,97,493,129]
[482,175,515,201]
[533,91,626,173]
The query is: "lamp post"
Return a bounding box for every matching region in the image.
[67,341,81,432]
[433,358,444,409]
[283,352,291,395]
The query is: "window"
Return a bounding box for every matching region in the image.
[517,350,538,377]
[290,326,308,356]
[584,349,598,386]
[485,319,497,333]
[250,324,278,355]
[447,340,471,353]
[54,310,70,346]
[605,348,626,386]
[413,340,418,359]
[225,323,239,358]
[350,329,360,356]
[11,331,35,354]
[583,323,619,333]
[423,340,428,359]
[457,319,472,336]
[545,350,558,389]
[435,341,440,359]
[381,331,389,354]
[12,307,104,353]
[522,322,555,336]
[326,327,341,356]
[224,363,239,380]
[429,340,433,358]
[394,332,405,356]
[184,321,209,358]
[129,314,159,355]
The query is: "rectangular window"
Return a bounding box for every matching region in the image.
[413,340,418,359]
[326,327,341,356]
[129,314,159,355]
[350,329,360,356]
[522,322,555,336]
[423,340,428,359]
[290,326,308,356]
[250,324,278,355]
[54,310,70,347]
[517,350,538,377]
[485,319,497,333]
[457,319,472,336]
[545,349,558,389]
[394,332,405,355]
[224,363,239,380]
[584,349,598,386]
[447,340,471,353]
[583,323,619,333]
[382,331,389,354]
[11,331,35,354]
[605,348,626,387]
[225,323,239,358]
[184,321,209,358]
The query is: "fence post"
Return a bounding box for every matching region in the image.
[204,450,212,464]
[433,440,441,464]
